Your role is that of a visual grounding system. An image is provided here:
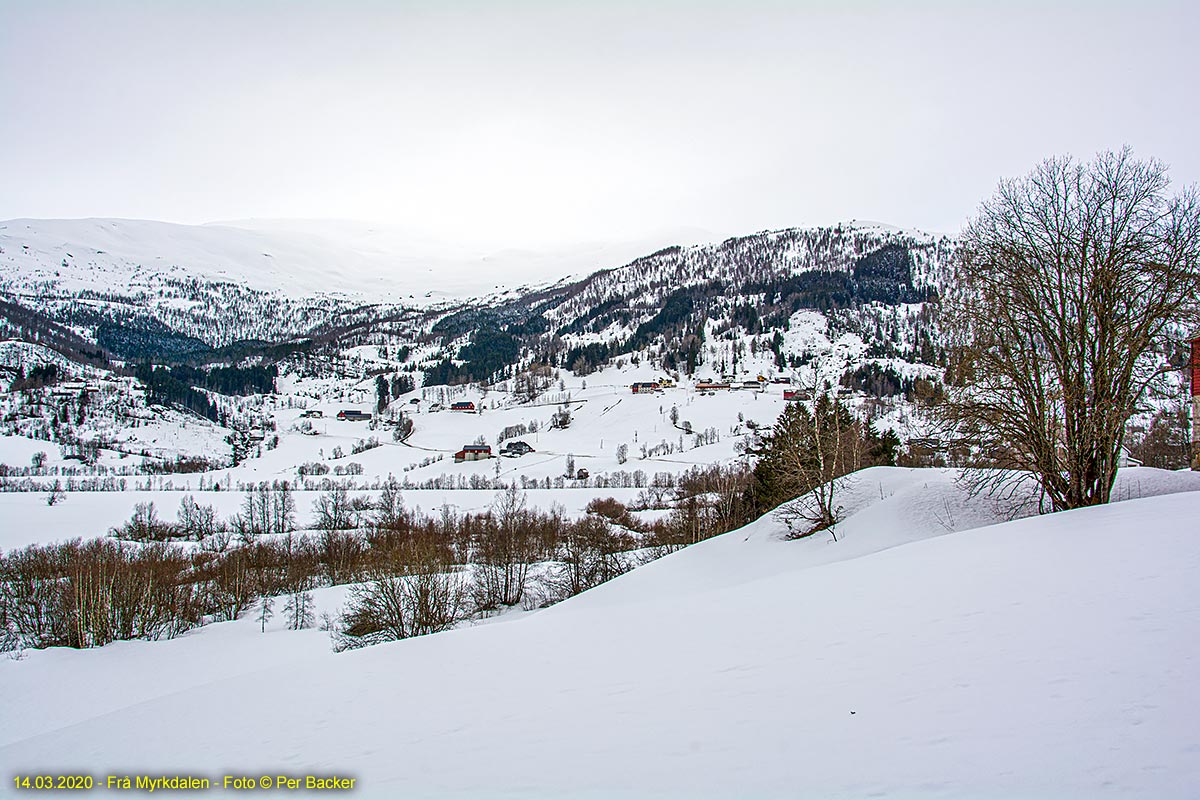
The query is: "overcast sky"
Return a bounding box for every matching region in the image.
[1,0,1197,250]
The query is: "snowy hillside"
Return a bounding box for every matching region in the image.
[429,222,951,353]
[0,217,954,365]
[3,468,1197,798]
[0,219,357,348]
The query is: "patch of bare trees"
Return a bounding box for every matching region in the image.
[1127,402,1193,470]
[473,485,542,609]
[1,538,202,649]
[110,501,175,541]
[176,494,220,540]
[545,515,634,601]
[1,467,759,654]
[231,482,296,538]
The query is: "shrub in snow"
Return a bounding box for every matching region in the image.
[332,535,470,650]
[45,480,65,506]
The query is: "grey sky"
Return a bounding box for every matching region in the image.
[2,0,1196,249]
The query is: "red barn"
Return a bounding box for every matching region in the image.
[1192,332,1200,398]
[454,444,491,462]
[1191,331,1200,469]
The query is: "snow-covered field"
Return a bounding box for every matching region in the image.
[3,466,1198,798]
[0,362,794,549]
[0,349,1183,553]
[0,488,650,553]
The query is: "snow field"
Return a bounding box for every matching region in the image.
[2,467,1197,798]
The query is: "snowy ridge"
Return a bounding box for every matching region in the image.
[564,466,1200,609]
[540,221,952,329]
[0,218,724,349]
[0,216,954,358]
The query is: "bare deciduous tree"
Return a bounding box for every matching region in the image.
[283,589,314,630]
[177,494,219,541]
[258,595,274,633]
[942,149,1200,510]
[110,502,175,542]
[751,392,879,538]
[271,482,296,534]
[312,486,356,534]
[473,485,537,609]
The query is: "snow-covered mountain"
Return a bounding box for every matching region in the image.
[397,221,953,409]
[209,217,720,297]
[0,216,950,349]
[0,218,722,353]
[0,218,362,349]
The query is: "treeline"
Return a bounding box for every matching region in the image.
[168,364,277,396]
[839,363,942,403]
[0,468,754,653]
[96,318,210,361]
[375,374,415,410]
[7,363,61,391]
[423,326,520,386]
[131,362,277,420]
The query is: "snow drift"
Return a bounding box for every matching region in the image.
[2,468,1198,799]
